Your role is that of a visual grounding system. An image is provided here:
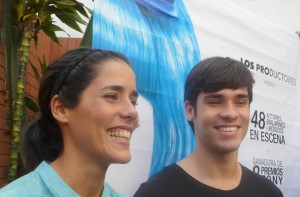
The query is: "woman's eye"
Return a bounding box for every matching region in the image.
[104,94,119,101]
[131,99,138,106]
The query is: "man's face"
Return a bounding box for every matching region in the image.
[185,87,250,154]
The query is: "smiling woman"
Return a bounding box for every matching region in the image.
[0,47,139,197]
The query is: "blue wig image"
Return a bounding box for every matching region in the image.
[92,0,200,177]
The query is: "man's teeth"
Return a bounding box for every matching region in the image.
[108,130,131,140]
[220,127,237,132]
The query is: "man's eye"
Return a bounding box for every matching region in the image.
[236,100,248,106]
[208,100,221,105]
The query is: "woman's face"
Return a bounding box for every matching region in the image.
[62,59,139,166]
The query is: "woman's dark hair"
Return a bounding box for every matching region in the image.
[20,47,131,172]
[184,56,255,131]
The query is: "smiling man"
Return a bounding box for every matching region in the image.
[134,57,283,197]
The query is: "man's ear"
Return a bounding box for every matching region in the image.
[51,95,68,123]
[185,101,195,121]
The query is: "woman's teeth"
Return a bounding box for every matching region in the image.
[108,130,131,141]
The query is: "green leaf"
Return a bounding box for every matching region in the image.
[25,96,39,113]
[39,55,48,74]
[41,26,60,44]
[74,3,90,18]
[42,22,65,32]
[56,0,76,6]
[73,14,88,25]
[33,34,39,48]
[29,60,41,82]
[55,13,83,33]
[63,9,87,25]
[80,13,93,47]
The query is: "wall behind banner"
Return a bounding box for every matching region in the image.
[92,0,300,196]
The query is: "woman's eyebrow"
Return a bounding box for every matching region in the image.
[101,85,139,97]
[101,85,124,91]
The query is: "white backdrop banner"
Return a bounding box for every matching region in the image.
[92,0,300,196]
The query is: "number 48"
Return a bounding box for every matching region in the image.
[251,110,265,129]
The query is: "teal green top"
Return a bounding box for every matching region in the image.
[0,161,126,197]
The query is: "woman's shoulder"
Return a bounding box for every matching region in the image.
[0,170,40,196]
[0,161,55,197]
[102,183,128,197]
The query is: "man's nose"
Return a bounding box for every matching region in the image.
[219,102,239,120]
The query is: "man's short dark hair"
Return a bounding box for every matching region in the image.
[184,56,255,130]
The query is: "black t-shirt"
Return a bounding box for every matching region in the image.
[134,164,283,197]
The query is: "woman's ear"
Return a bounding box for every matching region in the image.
[50,95,68,123]
[185,101,195,121]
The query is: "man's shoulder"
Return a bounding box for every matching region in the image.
[144,163,182,185]
[241,165,283,196]
[134,163,189,197]
[241,165,275,185]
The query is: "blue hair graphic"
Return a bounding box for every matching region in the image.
[92,0,200,177]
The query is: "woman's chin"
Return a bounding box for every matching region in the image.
[114,153,131,164]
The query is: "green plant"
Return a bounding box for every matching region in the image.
[0,0,93,181]
[25,55,48,113]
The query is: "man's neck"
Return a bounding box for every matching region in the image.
[177,148,242,190]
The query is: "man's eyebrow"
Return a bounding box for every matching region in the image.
[203,93,249,99]
[236,94,249,99]
[101,85,139,97]
[203,94,224,100]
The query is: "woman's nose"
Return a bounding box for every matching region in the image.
[120,99,138,121]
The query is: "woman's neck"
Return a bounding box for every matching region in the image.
[51,154,107,197]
